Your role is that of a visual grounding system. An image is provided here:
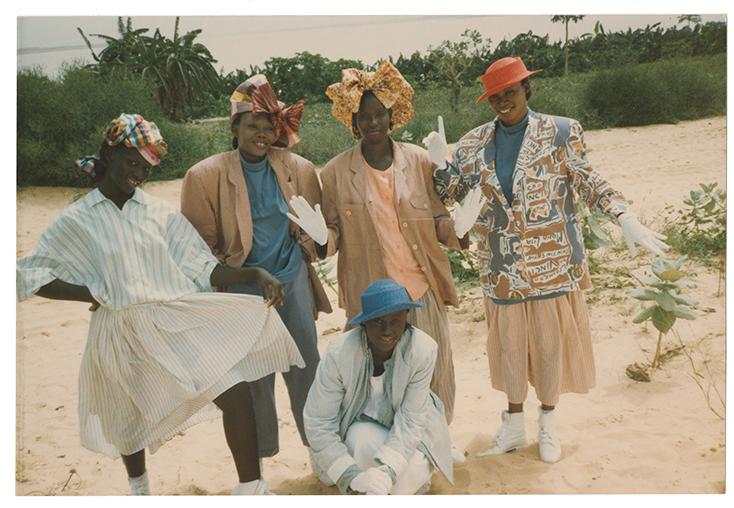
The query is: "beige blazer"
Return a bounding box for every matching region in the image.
[320,140,466,320]
[181,148,332,316]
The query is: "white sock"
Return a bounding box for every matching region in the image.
[128,471,150,495]
[231,479,260,495]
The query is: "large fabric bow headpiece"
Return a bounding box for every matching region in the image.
[230,75,304,148]
[76,113,168,177]
[326,60,414,140]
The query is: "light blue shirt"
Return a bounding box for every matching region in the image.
[240,153,302,283]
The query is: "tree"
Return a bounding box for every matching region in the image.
[427,29,491,112]
[551,15,585,76]
[79,17,221,121]
[678,14,702,28]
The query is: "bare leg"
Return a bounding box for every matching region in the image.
[214,382,260,483]
[508,402,524,414]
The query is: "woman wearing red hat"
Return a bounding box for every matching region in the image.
[423,57,668,463]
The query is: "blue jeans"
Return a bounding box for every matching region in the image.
[227,260,320,457]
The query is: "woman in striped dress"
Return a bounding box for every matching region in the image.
[16,114,304,496]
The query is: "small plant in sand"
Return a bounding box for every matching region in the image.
[314,257,338,295]
[625,256,699,380]
[663,182,726,259]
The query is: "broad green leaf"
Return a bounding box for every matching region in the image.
[651,258,672,277]
[654,290,677,311]
[651,307,676,334]
[626,288,659,301]
[671,279,698,289]
[632,305,656,324]
[672,294,699,307]
[633,274,662,287]
[672,306,699,321]
[671,256,688,271]
[658,268,682,282]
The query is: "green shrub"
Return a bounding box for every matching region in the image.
[580,55,726,128]
[17,55,727,186]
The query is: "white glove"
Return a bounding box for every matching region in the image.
[422,115,448,169]
[286,195,328,246]
[618,213,668,257]
[349,466,393,495]
[454,187,487,238]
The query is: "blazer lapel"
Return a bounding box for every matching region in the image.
[225,150,254,256]
[349,143,369,205]
[268,150,300,236]
[390,141,409,209]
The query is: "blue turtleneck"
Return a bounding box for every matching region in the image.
[239,152,302,283]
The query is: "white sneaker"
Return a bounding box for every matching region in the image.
[537,406,562,463]
[231,478,276,495]
[128,471,150,495]
[477,410,527,457]
[451,443,466,463]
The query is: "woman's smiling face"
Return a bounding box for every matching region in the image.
[103,145,152,195]
[233,112,278,163]
[488,80,530,127]
[364,310,408,357]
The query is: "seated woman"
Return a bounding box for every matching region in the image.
[303,279,453,495]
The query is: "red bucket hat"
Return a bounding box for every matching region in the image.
[475,57,542,105]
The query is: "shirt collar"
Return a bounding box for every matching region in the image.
[89,187,151,207]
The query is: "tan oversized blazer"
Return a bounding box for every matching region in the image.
[320,140,467,321]
[180,148,332,316]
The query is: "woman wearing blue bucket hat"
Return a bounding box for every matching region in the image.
[304,280,453,495]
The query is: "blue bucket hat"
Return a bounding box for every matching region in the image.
[348,279,426,326]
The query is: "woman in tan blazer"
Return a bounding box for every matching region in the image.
[289,62,467,463]
[180,75,331,466]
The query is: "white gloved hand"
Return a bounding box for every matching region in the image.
[618,213,668,257]
[454,187,487,238]
[286,195,328,246]
[422,115,448,169]
[349,466,393,495]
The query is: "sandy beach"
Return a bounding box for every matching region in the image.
[15,117,726,496]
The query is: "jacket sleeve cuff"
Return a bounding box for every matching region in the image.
[336,464,362,494]
[327,454,358,486]
[374,445,409,477]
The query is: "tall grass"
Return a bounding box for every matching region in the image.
[17,55,727,186]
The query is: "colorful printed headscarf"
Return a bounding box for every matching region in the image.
[230,75,304,148]
[326,59,414,140]
[76,113,168,177]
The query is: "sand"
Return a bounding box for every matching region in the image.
[15,117,727,496]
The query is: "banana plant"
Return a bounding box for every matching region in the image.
[626,256,699,368]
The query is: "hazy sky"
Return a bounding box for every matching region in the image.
[15,8,727,78]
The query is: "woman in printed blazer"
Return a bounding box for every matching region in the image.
[181,75,331,462]
[289,61,467,439]
[424,57,668,464]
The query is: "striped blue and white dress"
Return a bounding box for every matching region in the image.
[17,188,304,459]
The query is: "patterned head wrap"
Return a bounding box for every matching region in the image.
[76,113,168,177]
[230,75,304,148]
[326,60,414,140]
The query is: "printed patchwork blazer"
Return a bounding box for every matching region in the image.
[434,110,629,301]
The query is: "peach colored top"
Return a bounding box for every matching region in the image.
[364,158,430,301]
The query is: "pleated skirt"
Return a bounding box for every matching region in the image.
[78,292,305,459]
[484,291,595,406]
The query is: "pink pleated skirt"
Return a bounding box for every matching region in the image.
[483,291,595,406]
